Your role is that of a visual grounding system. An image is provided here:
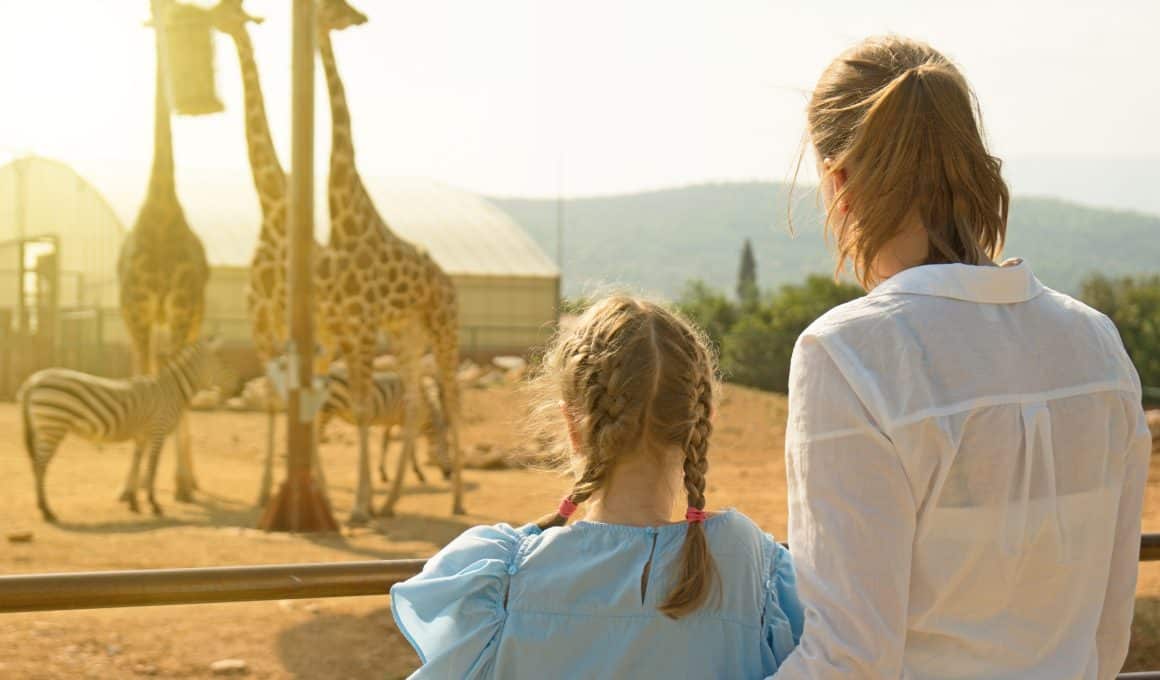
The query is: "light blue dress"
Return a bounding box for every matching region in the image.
[390,509,803,679]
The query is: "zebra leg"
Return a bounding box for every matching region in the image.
[31,437,62,523]
[121,437,147,514]
[380,359,422,518]
[143,433,167,517]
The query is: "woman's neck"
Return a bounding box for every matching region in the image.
[868,207,930,287]
[582,451,683,526]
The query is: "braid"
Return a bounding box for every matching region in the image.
[535,314,644,530]
[660,368,718,619]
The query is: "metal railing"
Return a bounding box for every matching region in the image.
[1,534,1158,677]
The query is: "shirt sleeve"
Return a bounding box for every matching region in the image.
[1095,401,1151,679]
[763,538,805,667]
[390,523,527,678]
[773,334,917,679]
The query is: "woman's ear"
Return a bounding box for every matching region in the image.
[822,158,849,215]
[560,401,583,453]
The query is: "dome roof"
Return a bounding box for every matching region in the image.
[0,155,126,307]
[203,177,559,279]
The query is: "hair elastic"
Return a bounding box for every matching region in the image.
[685,507,709,524]
[557,496,579,519]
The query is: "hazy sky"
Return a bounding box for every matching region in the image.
[1,0,1157,202]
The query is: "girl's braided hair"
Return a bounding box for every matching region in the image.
[529,295,719,618]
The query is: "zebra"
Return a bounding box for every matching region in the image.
[19,338,232,522]
[317,368,450,484]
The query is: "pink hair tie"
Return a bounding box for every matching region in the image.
[685,507,709,524]
[557,497,579,519]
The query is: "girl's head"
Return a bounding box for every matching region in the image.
[806,35,1009,288]
[531,295,718,618]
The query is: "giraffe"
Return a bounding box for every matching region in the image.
[207,0,340,506]
[116,0,210,504]
[316,0,465,522]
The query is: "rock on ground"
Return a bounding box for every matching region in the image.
[210,658,248,675]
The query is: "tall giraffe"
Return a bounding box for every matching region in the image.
[317,0,464,522]
[116,0,210,504]
[208,0,339,506]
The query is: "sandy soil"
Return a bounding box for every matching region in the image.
[0,383,1157,678]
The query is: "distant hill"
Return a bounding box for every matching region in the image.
[491,182,1160,299]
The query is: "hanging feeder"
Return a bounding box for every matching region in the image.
[160,2,224,116]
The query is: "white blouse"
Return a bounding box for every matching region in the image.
[776,261,1151,680]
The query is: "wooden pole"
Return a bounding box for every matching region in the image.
[258,0,337,532]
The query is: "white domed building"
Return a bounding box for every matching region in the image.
[0,159,560,391]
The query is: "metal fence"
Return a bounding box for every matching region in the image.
[1,534,1158,677]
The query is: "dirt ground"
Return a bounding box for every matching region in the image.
[0,382,1157,679]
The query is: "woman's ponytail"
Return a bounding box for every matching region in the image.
[806,36,1009,287]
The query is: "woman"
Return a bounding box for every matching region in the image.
[777,36,1151,679]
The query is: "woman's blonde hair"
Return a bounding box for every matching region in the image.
[529,295,718,619]
[805,35,1009,287]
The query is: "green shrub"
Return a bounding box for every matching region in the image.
[722,276,862,392]
[677,275,862,393]
[675,280,740,354]
[1080,273,1160,390]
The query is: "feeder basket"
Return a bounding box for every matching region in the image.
[163,2,223,116]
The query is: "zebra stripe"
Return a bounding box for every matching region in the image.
[317,369,449,479]
[19,341,224,522]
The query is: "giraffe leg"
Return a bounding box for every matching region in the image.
[347,349,375,526]
[117,305,152,504]
[410,428,427,483]
[310,411,328,490]
[432,331,466,515]
[348,418,373,526]
[378,428,390,482]
[256,393,277,507]
[174,413,196,502]
[171,301,204,499]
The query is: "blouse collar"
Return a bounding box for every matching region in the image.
[868,259,1044,304]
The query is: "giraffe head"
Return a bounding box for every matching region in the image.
[206,0,263,38]
[316,0,367,34]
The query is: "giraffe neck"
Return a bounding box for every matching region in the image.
[146,4,177,203]
[318,29,399,249]
[230,27,287,218]
[317,30,355,171]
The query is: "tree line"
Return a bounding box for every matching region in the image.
[563,241,1160,396]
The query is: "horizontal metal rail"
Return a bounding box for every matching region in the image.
[0,559,425,614]
[0,535,1158,677]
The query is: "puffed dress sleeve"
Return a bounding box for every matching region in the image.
[390,523,530,678]
[763,538,804,667]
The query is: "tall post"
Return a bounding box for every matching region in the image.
[258,0,337,532]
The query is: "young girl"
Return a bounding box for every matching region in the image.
[391,296,802,678]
